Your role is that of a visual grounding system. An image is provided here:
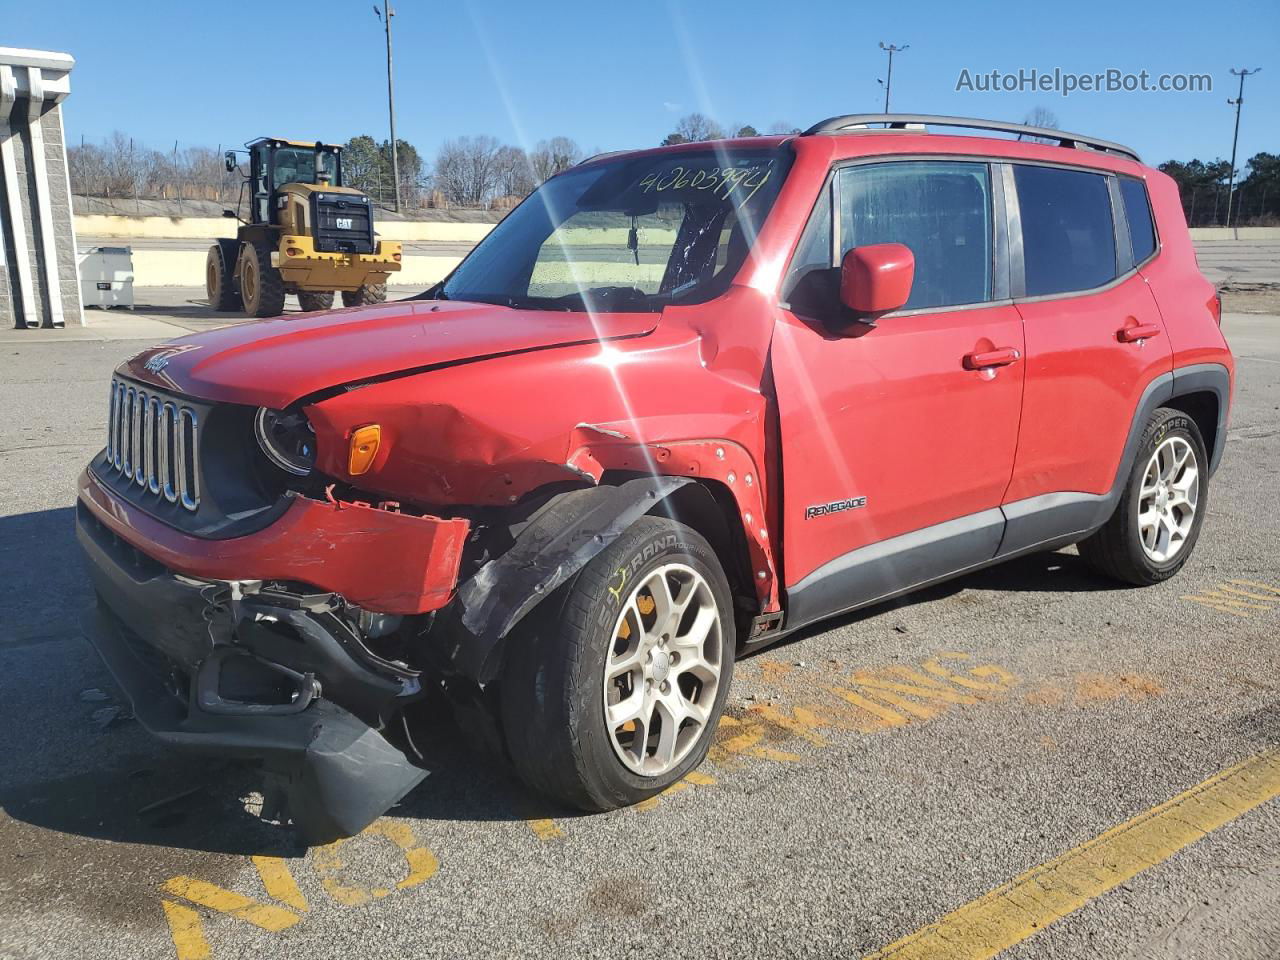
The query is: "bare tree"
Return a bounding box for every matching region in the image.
[493,145,535,198]
[433,135,503,207]
[1023,106,1060,130]
[766,121,802,135]
[671,113,724,143]
[529,136,583,184]
[1019,107,1064,145]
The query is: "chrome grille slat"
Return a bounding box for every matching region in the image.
[105,378,201,512]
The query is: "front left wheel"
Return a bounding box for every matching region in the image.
[499,516,735,811]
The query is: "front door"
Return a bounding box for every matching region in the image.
[771,158,1025,626]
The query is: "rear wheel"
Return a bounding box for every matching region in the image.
[1079,407,1207,585]
[297,290,335,312]
[239,241,287,317]
[499,516,734,811]
[341,283,387,307]
[205,239,242,311]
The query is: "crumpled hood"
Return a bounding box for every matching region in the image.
[119,300,659,408]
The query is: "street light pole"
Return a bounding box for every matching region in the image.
[1225,67,1260,237]
[879,42,908,114]
[374,4,401,213]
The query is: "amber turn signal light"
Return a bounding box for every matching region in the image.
[348,424,381,475]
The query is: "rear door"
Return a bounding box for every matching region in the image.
[999,162,1172,553]
[772,158,1025,626]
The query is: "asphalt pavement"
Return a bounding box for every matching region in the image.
[0,310,1277,960]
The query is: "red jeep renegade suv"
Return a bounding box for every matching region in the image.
[78,115,1233,839]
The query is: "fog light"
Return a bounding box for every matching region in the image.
[348,424,381,475]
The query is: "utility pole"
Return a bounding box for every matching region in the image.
[1225,67,1260,237]
[374,4,401,212]
[878,42,908,114]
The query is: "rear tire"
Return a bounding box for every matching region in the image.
[239,241,287,317]
[205,240,242,311]
[1078,407,1208,585]
[499,516,735,811]
[341,283,387,307]
[297,290,335,312]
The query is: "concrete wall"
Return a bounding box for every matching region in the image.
[1189,227,1280,241]
[0,48,81,327]
[75,215,497,245]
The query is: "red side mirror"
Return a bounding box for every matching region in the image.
[839,243,915,320]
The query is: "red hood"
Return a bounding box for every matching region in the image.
[119,300,659,407]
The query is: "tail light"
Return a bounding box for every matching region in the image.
[285,246,303,257]
[393,253,402,262]
[1208,292,1222,327]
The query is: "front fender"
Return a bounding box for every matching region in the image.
[445,476,692,682]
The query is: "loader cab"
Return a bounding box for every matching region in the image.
[240,138,343,226]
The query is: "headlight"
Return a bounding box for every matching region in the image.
[254,407,316,476]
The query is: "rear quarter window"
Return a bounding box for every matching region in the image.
[1014,165,1117,297]
[1119,177,1158,264]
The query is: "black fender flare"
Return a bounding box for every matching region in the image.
[447,475,693,682]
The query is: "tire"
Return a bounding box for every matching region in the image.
[341,283,387,307]
[238,241,287,318]
[1078,407,1208,585]
[297,290,335,312]
[499,516,735,811]
[205,239,242,312]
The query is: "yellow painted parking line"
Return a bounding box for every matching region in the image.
[161,900,212,960]
[161,875,301,932]
[526,817,565,841]
[864,748,1280,960]
[250,856,308,912]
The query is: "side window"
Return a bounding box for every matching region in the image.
[1119,177,1157,265]
[781,184,833,308]
[1014,165,1117,297]
[838,161,993,310]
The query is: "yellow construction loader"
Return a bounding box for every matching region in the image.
[208,137,402,316]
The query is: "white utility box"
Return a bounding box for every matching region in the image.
[78,246,135,309]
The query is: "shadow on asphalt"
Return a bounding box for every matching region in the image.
[0,505,1119,854]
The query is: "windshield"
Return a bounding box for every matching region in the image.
[274,147,339,186]
[439,146,791,312]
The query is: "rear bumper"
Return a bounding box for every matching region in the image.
[274,236,402,291]
[78,466,469,615]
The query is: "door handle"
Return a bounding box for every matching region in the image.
[1117,323,1162,343]
[963,347,1021,370]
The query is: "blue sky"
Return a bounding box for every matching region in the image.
[8,0,1278,170]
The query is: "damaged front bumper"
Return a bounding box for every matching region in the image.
[75,469,471,840]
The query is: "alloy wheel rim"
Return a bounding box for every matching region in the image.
[602,562,723,777]
[1138,435,1198,563]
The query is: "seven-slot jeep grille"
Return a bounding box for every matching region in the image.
[105,378,201,511]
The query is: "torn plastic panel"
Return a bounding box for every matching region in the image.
[448,475,692,682]
[82,605,426,844]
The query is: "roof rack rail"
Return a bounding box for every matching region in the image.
[801,114,1140,163]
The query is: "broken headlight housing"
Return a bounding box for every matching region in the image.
[254,407,316,476]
